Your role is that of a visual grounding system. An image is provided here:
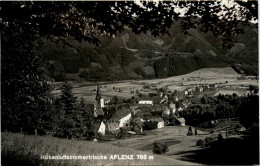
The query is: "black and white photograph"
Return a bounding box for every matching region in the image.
[1,0,259,165]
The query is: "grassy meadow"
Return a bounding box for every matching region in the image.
[1,132,189,166]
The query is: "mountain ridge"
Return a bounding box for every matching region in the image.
[38,21,258,82]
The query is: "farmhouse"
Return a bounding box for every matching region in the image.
[138,100,153,105]
[176,118,186,126]
[109,107,132,128]
[150,117,165,129]
[151,104,163,115]
[94,121,106,135]
[138,97,153,105]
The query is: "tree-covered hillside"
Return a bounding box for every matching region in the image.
[39,21,258,81]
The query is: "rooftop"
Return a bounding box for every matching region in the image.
[109,107,131,121]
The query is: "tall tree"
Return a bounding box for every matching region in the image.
[79,98,95,140]
[55,81,86,139]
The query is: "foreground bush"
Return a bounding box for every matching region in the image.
[196,139,205,147]
[153,140,169,154]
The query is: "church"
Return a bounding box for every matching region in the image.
[94,85,105,118]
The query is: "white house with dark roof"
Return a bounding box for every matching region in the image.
[138,97,153,105]
[108,108,132,128]
[138,100,153,105]
[150,117,165,129]
[176,118,186,126]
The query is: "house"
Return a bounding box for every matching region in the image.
[145,117,165,129]
[131,118,144,134]
[160,94,169,103]
[109,107,132,128]
[178,106,184,111]
[144,117,164,130]
[184,90,188,96]
[169,102,176,114]
[138,98,153,105]
[133,123,143,133]
[162,106,171,116]
[151,104,163,113]
[94,121,106,135]
[152,117,165,129]
[174,96,179,102]
[104,99,110,105]
[209,84,218,88]
[151,104,170,117]
[106,122,120,134]
[196,86,204,93]
[199,86,204,92]
[184,89,193,96]
[149,93,158,98]
[176,118,186,126]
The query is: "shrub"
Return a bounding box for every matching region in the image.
[217,133,224,142]
[143,85,150,89]
[196,139,205,147]
[187,126,193,136]
[79,71,87,79]
[204,136,214,145]
[96,133,105,141]
[153,140,169,154]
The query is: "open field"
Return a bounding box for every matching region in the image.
[106,120,256,165]
[108,126,210,160]
[51,67,258,103]
[1,132,199,166]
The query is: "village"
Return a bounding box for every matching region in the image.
[90,73,258,140]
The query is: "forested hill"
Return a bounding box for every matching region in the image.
[38,21,258,82]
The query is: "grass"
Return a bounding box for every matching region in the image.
[137,139,181,151]
[1,132,187,166]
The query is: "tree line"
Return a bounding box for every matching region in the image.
[2,82,96,140]
[178,93,259,129]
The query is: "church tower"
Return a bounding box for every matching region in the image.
[95,85,102,102]
[94,85,104,118]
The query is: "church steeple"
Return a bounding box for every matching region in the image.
[95,85,101,102]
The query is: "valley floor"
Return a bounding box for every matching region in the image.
[51,67,258,103]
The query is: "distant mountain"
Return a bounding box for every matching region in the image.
[38,20,258,82]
